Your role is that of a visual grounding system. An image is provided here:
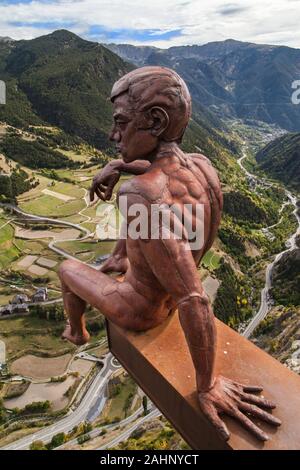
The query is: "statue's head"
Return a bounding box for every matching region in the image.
[109,66,192,162]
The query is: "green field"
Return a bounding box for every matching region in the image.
[56,149,90,163]
[80,204,99,219]
[17,175,53,203]
[81,222,97,232]
[100,374,138,423]
[20,195,86,218]
[55,166,99,184]
[201,250,221,270]
[0,217,13,245]
[47,181,85,198]
[0,309,105,361]
[55,240,115,262]
[0,218,21,268]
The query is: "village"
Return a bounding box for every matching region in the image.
[0,288,48,318]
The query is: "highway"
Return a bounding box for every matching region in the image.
[56,399,155,449]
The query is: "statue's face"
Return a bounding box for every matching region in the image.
[109,93,158,162]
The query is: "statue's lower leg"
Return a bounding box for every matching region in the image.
[61,279,90,346]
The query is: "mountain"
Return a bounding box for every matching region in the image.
[106,39,300,132]
[0,37,13,43]
[0,30,239,164]
[106,43,156,67]
[256,132,300,187]
[271,247,300,306]
[0,30,133,149]
[254,304,300,374]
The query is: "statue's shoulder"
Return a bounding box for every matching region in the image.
[118,167,168,204]
[188,152,221,188]
[187,152,223,210]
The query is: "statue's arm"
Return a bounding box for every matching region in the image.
[117,159,151,175]
[136,199,280,442]
[100,222,128,274]
[90,159,150,202]
[138,214,216,392]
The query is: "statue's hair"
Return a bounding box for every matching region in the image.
[110,66,192,143]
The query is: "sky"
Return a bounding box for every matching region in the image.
[0,0,300,49]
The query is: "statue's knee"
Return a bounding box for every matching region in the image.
[58,259,80,281]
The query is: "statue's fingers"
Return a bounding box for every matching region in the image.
[231,380,263,393]
[225,378,263,394]
[238,402,281,427]
[100,264,113,273]
[233,410,269,442]
[242,385,263,393]
[104,181,115,200]
[201,403,230,441]
[89,184,95,202]
[95,187,105,201]
[241,392,276,409]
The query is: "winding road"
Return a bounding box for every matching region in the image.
[1,352,120,450]
[0,199,92,263]
[0,193,130,450]
[237,149,300,338]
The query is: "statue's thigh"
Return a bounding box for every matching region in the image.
[60,260,153,327]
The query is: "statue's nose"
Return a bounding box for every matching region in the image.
[109,128,121,142]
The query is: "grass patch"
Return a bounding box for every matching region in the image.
[201,250,221,270]
[56,149,88,163]
[20,195,86,218]
[81,222,97,232]
[55,240,115,262]
[0,427,38,447]
[0,220,22,268]
[100,374,137,423]
[48,181,85,198]
[0,218,13,245]
[1,308,105,361]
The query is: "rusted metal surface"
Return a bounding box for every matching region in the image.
[107,313,300,450]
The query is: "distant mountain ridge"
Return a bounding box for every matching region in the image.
[0,30,238,162]
[256,132,300,188]
[106,39,300,132]
[0,37,13,43]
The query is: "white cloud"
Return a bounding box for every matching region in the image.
[0,0,299,48]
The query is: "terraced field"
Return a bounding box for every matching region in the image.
[55,239,115,263]
[0,215,20,269]
[20,195,86,219]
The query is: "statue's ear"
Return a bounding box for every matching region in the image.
[149,107,170,137]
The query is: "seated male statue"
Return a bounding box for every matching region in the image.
[59,66,281,442]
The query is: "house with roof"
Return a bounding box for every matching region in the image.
[31,287,48,303]
[11,294,30,305]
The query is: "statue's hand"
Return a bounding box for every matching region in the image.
[100,254,129,274]
[90,160,121,202]
[198,375,281,442]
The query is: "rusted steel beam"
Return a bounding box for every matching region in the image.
[106,312,300,450]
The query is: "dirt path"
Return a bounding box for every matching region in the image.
[15,226,80,241]
[42,188,75,201]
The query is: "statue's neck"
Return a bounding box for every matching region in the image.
[149,141,180,162]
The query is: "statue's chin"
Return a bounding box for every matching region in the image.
[122,154,137,163]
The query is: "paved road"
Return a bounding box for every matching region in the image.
[0,202,93,263]
[57,402,147,449]
[1,353,120,450]
[238,150,300,338]
[0,203,90,236]
[97,408,161,450]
